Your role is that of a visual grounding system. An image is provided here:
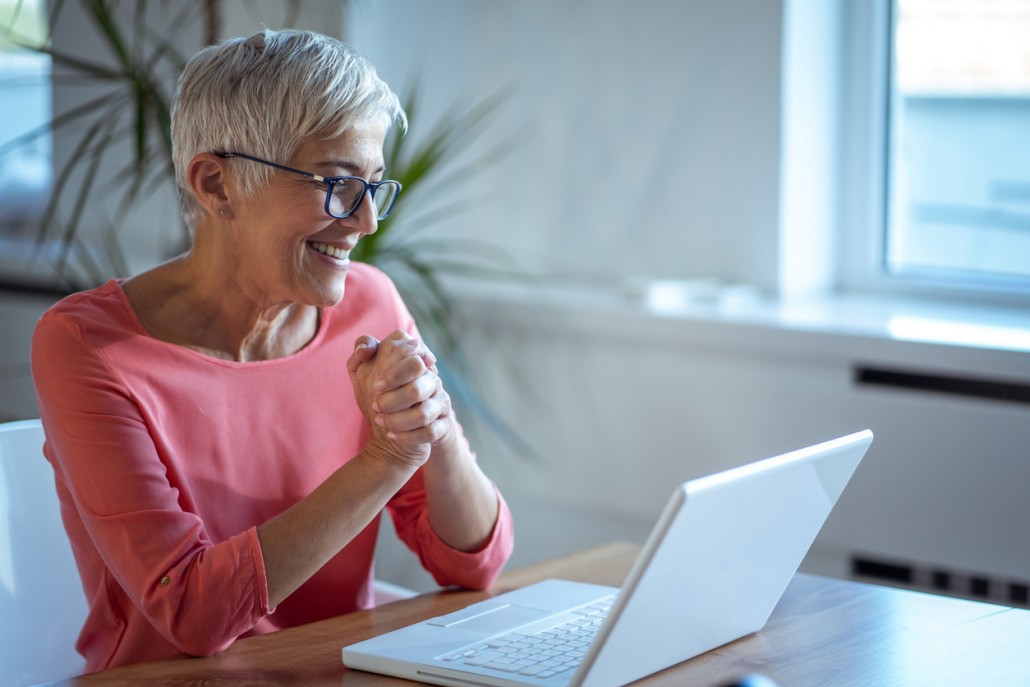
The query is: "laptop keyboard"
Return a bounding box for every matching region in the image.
[437,594,617,679]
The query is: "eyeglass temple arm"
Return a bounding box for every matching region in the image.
[216,152,327,183]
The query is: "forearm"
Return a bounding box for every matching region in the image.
[256,449,418,607]
[348,331,500,553]
[422,433,501,552]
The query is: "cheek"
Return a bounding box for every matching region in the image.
[259,180,324,222]
[241,188,331,261]
[266,204,330,250]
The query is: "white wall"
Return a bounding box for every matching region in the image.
[347,0,800,294]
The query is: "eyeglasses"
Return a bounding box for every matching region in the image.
[216,152,402,220]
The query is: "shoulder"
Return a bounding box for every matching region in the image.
[344,261,399,295]
[31,280,139,394]
[323,262,415,337]
[337,262,406,313]
[32,280,148,386]
[34,280,134,342]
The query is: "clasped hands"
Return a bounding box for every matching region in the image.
[347,330,454,467]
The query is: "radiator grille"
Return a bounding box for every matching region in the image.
[854,365,1030,406]
[851,553,1030,608]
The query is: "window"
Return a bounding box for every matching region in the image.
[884,0,1030,295]
[0,0,51,243]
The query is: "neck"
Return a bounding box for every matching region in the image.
[207,298,317,363]
[124,241,320,362]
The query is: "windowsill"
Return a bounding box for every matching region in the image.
[903,90,1030,102]
[452,277,1030,376]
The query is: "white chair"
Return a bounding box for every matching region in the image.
[372,578,418,605]
[0,418,88,686]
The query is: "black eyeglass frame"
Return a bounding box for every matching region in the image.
[216,152,402,220]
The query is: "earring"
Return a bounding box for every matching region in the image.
[219,209,225,217]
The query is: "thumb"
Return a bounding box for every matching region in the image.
[347,335,379,376]
[354,335,380,352]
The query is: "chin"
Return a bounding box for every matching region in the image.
[309,279,347,307]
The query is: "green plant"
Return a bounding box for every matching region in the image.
[1,0,195,286]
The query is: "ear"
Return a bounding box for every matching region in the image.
[187,153,235,220]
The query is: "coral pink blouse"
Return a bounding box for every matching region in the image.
[31,263,513,672]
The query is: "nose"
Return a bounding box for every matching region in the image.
[342,189,379,237]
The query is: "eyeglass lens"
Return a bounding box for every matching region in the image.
[328,179,399,220]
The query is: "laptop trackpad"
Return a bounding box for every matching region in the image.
[430,604,551,634]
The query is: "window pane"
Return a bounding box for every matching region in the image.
[0,0,51,242]
[887,0,1030,289]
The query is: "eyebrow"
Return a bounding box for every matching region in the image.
[316,159,385,177]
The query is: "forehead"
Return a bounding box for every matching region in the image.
[293,118,389,169]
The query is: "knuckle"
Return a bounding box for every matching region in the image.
[416,402,435,426]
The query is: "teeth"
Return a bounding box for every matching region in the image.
[309,241,348,260]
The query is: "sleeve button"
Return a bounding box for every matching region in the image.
[159,575,171,587]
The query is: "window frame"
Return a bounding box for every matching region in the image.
[0,0,57,293]
[839,0,1030,305]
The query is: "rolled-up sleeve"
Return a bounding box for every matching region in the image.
[387,472,514,590]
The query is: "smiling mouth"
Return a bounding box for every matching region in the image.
[308,241,350,260]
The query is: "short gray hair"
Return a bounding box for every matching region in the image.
[171,29,406,228]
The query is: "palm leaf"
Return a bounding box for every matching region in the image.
[2,0,192,278]
[0,89,126,158]
[52,102,125,280]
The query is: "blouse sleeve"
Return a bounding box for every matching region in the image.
[386,433,515,590]
[31,310,271,657]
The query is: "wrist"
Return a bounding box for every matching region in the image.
[427,424,468,467]
[361,433,430,472]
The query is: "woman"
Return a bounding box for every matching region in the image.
[31,29,513,672]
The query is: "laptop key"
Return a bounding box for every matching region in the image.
[433,594,617,677]
[463,651,504,666]
[483,662,522,672]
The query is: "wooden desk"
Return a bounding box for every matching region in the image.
[41,542,1030,686]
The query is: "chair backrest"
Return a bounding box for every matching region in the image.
[0,419,88,686]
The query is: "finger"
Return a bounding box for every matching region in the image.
[376,331,419,360]
[346,336,379,376]
[374,353,430,393]
[375,331,435,371]
[375,369,442,414]
[381,329,416,343]
[406,335,437,370]
[375,387,450,433]
[381,415,452,448]
[419,345,437,372]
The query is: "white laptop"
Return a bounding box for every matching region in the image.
[343,430,873,687]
